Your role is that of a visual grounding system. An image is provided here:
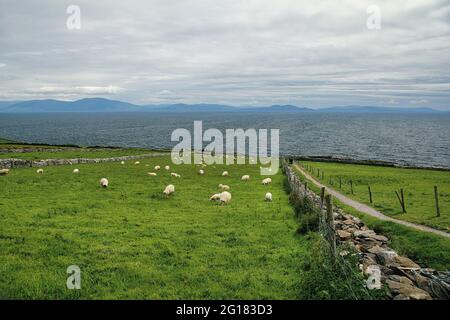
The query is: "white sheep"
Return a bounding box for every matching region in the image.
[241,175,250,181]
[121,161,125,165]
[73,168,79,174]
[262,177,272,185]
[134,161,140,165]
[147,172,157,176]
[219,191,232,205]
[199,169,204,175]
[165,165,170,170]
[36,169,44,174]
[222,171,228,176]
[163,184,175,196]
[171,172,181,178]
[154,165,160,170]
[265,192,273,202]
[209,193,221,201]
[0,169,9,176]
[218,184,230,191]
[100,178,109,188]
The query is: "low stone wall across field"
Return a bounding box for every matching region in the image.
[283,161,449,300]
[0,153,169,169]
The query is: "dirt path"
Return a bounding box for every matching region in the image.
[293,164,450,239]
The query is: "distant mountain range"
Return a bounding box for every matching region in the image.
[0,98,445,113]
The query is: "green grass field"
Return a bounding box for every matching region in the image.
[0,148,160,160]
[299,161,450,232]
[293,162,450,270]
[0,155,311,299]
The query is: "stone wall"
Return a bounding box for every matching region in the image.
[0,153,169,169]
[283,161,449,300]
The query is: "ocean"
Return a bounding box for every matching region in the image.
[0,112,449,167]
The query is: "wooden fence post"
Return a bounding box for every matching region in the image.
[350,180,354,194]
[395,188,406,213]
[320,187,325,208]
[434,186,440,217]
[325,194,336,261]
[368,186,373,204]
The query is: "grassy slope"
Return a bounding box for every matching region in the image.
[0,148,159,160]
[293,163,450,270]
[300,161,449,232]
[0,155,309,299]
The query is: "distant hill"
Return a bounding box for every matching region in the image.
[2,98,143,113]
[317,106,442,113]
[0,98,444,113]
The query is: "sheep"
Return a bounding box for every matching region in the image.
[147,172,157,176]
[171,172,181,178]
[199,169,204,175]
[36,169,44,174]
[209,193,221,201]
[0,169,9,176]
[222,171,228,176]
[134,161,140,165]
[100,178,109,188]
[265,192,273,202]
[165,165,170,170]
[121,161,125,165]
[73,168,79,174]
[154,165,160,170]
[241,175,250,181]
[163,184,175,196]
[219,191,232,205]
[262,177,272,185]
[218,184,230,191]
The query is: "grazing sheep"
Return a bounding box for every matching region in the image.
[163,184,175,196]
[218,184,230,191]
[100,178,109,188]
[199,169,204,175]
[121,161,125,165]
[73,168,79,174]
[262,177,272,185]
[154,165,160,170]
[222,171,228,176]
[134,161,140,165]
[171,172,181,178]
[265,192,273,202]
[209,193,221,201]
[36,169,44,174]
[165,165,170,170]
[219,191,232,205]
[147,172,157,176]
[0,169,9,176]
[241,175,250,181]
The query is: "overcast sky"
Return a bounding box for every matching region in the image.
[1,0,450,109]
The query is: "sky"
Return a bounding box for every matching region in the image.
[0,0,450,109]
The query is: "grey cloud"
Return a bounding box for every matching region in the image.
[0,0,449,109]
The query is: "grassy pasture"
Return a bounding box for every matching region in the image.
[300,161,450,232]
[0,155,310,299]
[293,162,450,270]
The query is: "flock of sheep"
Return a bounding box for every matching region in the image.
[103,160,273,205]
[1,159,274,205]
